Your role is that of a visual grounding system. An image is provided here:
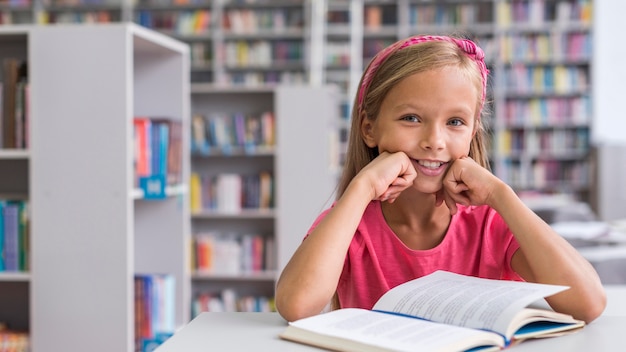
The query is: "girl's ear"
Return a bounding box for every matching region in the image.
[360,111,377,148]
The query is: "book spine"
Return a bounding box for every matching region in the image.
[3,202,19,271]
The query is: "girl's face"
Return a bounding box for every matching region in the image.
[362,66,478,194]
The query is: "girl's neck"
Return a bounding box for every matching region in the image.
[380,191,452,250]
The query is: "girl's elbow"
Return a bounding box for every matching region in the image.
[580,289,607,324]
[275,291,317,322]
[275,282,330,322]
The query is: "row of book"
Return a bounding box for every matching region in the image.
[531,160,589,188]
[190,172,273,213]
[0,11,31,25]
[134,273,175,352]
[191,111,274,154]
[503,96,591,127]
[134,10,211,35]
[363,4,397,28]
[500,32,591,61]
[223,40,303,68]
[498,128,589,156]
[1,58,28,149]
[192,232,274,274]
[192,288,275,315]
[136,0,210,5]
[0,200,28,273]
[220,70,306,86]
[40,11,117,24]
[223,8,304,33]
[408,1,494,26]
[325,42,351,66]
[0,0,30,7]
[503,64,588,94]
[0,327,28,352]
[133,117,183,186]
[497,0,592,25]
[190,42,212,67]
[496,159,589,190]
[44,0,114,5]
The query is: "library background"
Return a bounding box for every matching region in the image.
[0,0,625,351]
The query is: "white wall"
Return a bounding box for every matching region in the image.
[592,0,626,144]
[592,0,626,221]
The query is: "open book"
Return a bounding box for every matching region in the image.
[279,271,585,352]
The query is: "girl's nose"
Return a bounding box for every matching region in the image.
[419,125,445,151]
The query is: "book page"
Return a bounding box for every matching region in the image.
[282,308,504,351]
[372,271,568,337]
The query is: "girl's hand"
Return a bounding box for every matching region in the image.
[354,151,417,203]
[439,156,504,214]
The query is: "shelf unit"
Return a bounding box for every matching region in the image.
[26,23,190,352]
[0,26,32,345]
[188,84,337,313]
[134,0,315,85]
[2,1,323,85]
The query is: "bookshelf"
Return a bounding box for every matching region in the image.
[27,23,190,352]
[133,0,313,85]
[0,26,31,352]
[188,84,337,313]
[324,0,594,205]
[1,1,324,87]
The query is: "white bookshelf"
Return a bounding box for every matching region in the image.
[0,25,31,341]
[189,84,337,312]
[29,23,190,352]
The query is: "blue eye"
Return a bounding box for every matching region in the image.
[401,115,419,122]
[448,118,464,126]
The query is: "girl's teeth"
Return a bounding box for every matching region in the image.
[419,160,442,169]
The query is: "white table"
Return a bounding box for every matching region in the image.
[156,286,626,352]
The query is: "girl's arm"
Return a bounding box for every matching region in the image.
[442,157,606,323]
[490,185,606,323]
[275,152,416,321]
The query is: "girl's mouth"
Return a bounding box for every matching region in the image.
[418,160,445,169]
[415,159,448,176]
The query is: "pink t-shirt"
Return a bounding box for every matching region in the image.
[307,201,522,310]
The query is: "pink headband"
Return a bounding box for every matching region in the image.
[357,35,489,116]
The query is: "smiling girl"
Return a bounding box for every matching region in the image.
[275,35,606,324]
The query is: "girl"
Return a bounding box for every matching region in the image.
[275,35,606,324]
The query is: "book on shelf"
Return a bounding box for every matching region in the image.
[0,322,29,352]
[189,171,274,213]
[191,111,275,154]
[134,273,176,352]
[193,232,272,274]
[133,117,183,188]
[280,271,585,352]
[2,58,28,149]
[192,288,276,315]
[0,200,28,272]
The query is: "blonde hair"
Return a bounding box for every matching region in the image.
[338,39,491,198]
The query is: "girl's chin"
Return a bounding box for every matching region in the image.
[412,181,443,195]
